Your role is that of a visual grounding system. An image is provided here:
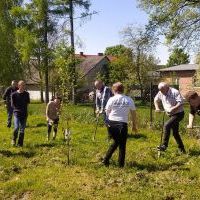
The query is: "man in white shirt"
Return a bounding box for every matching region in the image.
[154,82,185,153]
[102,82,137,167]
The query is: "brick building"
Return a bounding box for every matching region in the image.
[157,64,200,96]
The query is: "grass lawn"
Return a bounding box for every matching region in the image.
[0,103,200,199]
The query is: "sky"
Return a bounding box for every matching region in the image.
[74,0,170,65]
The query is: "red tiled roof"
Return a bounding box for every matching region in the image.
[76,53,116,77]
[77,55,109,77]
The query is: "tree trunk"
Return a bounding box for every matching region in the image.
[69,0,76,104]
[40,85,44,103]
[43,1,49,103]
[135,48,144,100]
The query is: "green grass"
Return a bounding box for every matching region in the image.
[0,103,200,199]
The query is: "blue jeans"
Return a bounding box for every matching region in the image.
[6,103,13,127]
[13,114,27,146]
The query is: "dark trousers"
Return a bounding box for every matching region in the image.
[6,103,13,127]
[47,118,59,137]
[163,111,185,149]
[104,121,128,167]
[13,114,27,146]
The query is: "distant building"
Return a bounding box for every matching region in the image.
[25,53,115,101]
[157,64,200,96]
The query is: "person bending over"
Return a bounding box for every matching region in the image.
[154,82,185,153]
[184,91,200,129]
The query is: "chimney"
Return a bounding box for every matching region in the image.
[80,52,84,56]
[98,53,103,56]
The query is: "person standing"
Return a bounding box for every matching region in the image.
[11,80,30,147]
[94,80,112,125]
[184,91,200,128]
[154,82,186,153]
[3,80,18,128]
[102,82,137,167]
[46,96,61,141]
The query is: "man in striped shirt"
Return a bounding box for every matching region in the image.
[154,82,186,153]
[95,80,112,125]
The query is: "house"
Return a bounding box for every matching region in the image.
[76,52,115,100]
[157,64,200,96]
[25,53,114,101]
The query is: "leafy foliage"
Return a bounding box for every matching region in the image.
[138,0,200,50]
[166,48,190,67]
[0,1,23,85]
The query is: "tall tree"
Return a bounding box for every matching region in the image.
[138,0,200,50]
[0,0,23,86]
[121,25,158,97]
[166,48,190,67]
[12,0,91,103]
[104,45,132,87]
[105,45,132,58]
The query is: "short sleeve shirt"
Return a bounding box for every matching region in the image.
[105,94,136,123]
[154,87,183,114]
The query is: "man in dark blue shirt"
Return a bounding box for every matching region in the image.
[11,80,30,147]
[2,80,18,127]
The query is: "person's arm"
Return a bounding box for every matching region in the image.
[187,113,195,128]
[46,103,50,121]
[130,110,137,133]
[11,93,17,109]
[154,93,161,111]
[168,91,183,113]
[95,91,101,113]
[105,98,112,117]
[2,88,9,102]
[27,93,30,104]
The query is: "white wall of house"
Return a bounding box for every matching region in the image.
[28,90,52,101]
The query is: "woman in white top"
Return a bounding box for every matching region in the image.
[102,82,137,167]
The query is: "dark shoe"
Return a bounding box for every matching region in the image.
[100,157,109,167]
[157,145,167,151]
[179,148,186,154]
[17,143,23,147]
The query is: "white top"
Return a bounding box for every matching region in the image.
[105,94,136,123]
[154,87,184,114]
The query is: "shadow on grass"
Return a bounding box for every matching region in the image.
[36,123,47,127]
[34,143,57,148]
[0,150,35,158]
[188,149,200,157]
[26,123,46,128]
[127,160,185,172]
[127,133,147,139]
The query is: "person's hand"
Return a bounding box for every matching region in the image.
[132,126,138,134]
[187,124,193,129]
[155,109,162,112]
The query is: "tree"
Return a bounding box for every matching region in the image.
[0,1,23,86]
[121,25,158,98]
[166,48,190,67]
[12,0,91,103]
[104,45,132,87]
[193,53,200,86]
[105,45,132,58]
[138,0,200,50]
